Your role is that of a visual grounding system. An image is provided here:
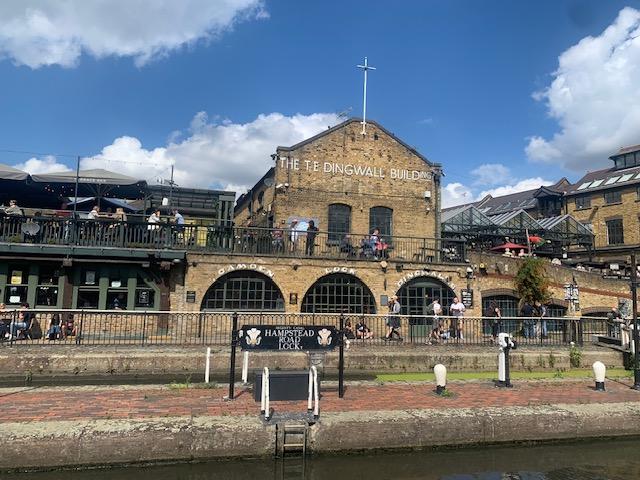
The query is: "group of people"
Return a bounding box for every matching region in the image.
[0,303,77,341]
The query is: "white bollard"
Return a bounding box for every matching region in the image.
[241,351,249,384]
[204,347,211,383]
[261,367,270,420]
[593,361,606,392]
[307,366,319,418]
[434,364,447,395]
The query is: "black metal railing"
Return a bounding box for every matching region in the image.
[0,309,609,348]
[0,215,466,264]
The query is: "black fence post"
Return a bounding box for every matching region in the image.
[228,312,239,400]
[141,312,147,346]
[338,313,345,398]
[76,310,84,345]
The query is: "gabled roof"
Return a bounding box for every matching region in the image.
[488,209,541,230]
[565,164,640,196]
[277,118,438,167]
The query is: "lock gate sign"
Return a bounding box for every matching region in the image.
[239,325,338,351]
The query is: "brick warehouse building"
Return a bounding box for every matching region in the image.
[170,119,629,318]
[0,118,631,322]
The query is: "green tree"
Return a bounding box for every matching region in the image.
[514,257,551,305]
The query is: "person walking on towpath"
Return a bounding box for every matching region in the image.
[383,295,402,341]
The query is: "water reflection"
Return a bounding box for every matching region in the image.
[4,438,640,480]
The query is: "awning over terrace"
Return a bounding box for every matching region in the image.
[0,163,29,181]
[29,169,147,205]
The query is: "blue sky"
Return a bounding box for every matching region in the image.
[1,1,639,205]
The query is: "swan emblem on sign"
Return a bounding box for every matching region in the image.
[246,328,262,346]
[317,328,332,347]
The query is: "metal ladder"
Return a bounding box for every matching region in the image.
[276,423,308,479]
[280,423,308,457]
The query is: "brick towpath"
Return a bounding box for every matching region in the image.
[2,378,639,423]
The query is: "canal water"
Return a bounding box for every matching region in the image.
[4,438,640,479]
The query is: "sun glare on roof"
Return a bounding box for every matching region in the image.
[590,179,604,188]
[604,176,620,185]
[617,173,634,183]
[577,182,591,190]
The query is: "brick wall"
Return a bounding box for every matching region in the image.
[235,120,440,239]
[568,185,640,250]
[170,251,629,316]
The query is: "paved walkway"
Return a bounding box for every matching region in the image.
[2,378,639,423]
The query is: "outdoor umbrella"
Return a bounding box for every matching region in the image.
[490,242,528,251]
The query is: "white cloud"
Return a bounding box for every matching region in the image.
[442,182,473,208]
[526,7,640,170]
[443,176,555,208]
[80,112,341,194]
[470,163,510,186]
[0,0,267,68]
[13,155,70,174]
[478,177,554,199]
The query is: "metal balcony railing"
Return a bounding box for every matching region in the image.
[0,215,466,264]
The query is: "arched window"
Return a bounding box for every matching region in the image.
[396,277,455,317]
[301,273,376,314]
[328,203,351,242]
[482,295,520,334]
[201,271,284,311]
[369,206,393,237]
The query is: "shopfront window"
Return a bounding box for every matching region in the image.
[5,266,28,306]
[36,266,59,307]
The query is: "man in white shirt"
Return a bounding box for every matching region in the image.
[450,296,466,341]
[147,209,161,230]
[87,206,99,220]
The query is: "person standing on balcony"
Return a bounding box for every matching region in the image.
[306,220,318,256]
[289,219,299,252]
[172,209,184,230]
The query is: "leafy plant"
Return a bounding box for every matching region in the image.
[569,342,582,368]
[514,257,551,305]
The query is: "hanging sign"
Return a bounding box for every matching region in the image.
[239,325,338,351]
[461,289,473,308]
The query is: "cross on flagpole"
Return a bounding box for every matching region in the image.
[357,57,376,135]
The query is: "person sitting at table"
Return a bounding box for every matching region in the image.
[87,206,100,220]
[360,235,374,258]
[114,207,127,222]
[340,234,356,256]
[375,237,389,260]
[4,200,23,216]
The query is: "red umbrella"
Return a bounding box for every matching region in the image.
[491,242,528,251]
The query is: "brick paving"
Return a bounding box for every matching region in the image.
[1,378,639,424]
